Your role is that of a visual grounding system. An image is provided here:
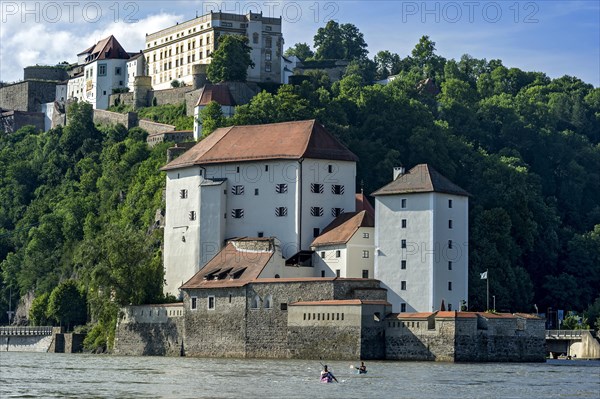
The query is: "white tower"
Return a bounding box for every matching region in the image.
[372,164,469,313]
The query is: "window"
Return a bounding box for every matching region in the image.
[98,64,107,76]
[311,207,323,217]
[232,185,244,195]
[401,219,407,228]
[264,294,272,309]
[400,303,406,312]
[191,296,198,310]
[401,260,406,270]
[251,295,260,309]
[362,250,369,258]
[253,32,259,44]
[265,165,269,172]
[222,21,232,27]
[332,185,344,195]
[265,50,271,61]
[266,36,272,48]
[115,67,121,75]
[208,296,215,310]
[448,303,453,311]
[280,303,288,311]
[276,183,288,193]
[328,165,333,173]
[258,232,264,238]
[401,281,407,290]
[313,228,320,237]
[254,188,259,196]
[180,189,188,199]
[401,199,407,208]
[448,240,453,249]
[448,261,453,270]
[448,281,453,291]
[335,269,341,278]
[401,239,407,249]
[320,251,325,258]
[232,209,244,219]
[265,62,271,72]
[332,208,344,217]
[275,207,287,217]
[321,270,325,277]
[363,232,369,238]
[311,183,323,193]
[236,166,240,173]
[265,26,272,31]
[189,211,196,221]
[449,220,453,229]
[449,199,453,208]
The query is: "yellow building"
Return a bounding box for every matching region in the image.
[144,11,282,89]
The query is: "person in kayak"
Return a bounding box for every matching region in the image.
[356,362,367,374]
[320,365,338,383]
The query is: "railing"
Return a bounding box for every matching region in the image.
[0,326,53,336]
[545,330,591,339]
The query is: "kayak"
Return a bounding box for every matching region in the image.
[320,376,333,383]
[357,370,367,375]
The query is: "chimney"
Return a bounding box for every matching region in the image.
[393,166,405,180]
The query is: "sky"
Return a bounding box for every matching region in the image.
[0,0,598,86]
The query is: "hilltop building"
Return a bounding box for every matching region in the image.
[160,120,358,297]
[193,84,236,140]
[67,35,143,110]
[372,164,470,313]
[144,11,283,90]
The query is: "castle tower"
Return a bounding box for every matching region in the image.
[372,164,469,313]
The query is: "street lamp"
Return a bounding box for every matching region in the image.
[492,295,496,311]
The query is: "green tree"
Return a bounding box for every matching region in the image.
[198,101,226,137]
[284,42,314,60]
[207,35,254,83]
[47,280,87,330]
[314,21,368,61]
[29,292,50,326]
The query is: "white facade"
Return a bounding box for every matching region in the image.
[144,11,283,90]
[312,226,374,278]
[126,55,146,91]
[193,103,235,140]
[163,158,356,296]
[67,59,128,109]
[375,192,468,313]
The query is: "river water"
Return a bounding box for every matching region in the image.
[0,352,598,398]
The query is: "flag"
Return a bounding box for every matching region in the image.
[480,271,488,280]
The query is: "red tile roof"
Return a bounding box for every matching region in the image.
[195,84,236,106]
[355,193,375,218]
[180,241,274,289]
[372,164,470,197]
[161,120,358,171]
[79,35,130,63]
[311,210,374,247]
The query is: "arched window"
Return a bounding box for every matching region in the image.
[251,295,260,309]
[264,294,273,309]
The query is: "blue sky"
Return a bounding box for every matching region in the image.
[1,1,598,86]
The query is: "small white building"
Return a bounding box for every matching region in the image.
[281,55,300,84]
[67,35,131,109]
[160,119,358,297]
[126,52,146,91]
[311,210,375,279]
[193,84,236,140]
[372,164,469,313]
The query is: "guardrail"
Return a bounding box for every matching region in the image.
[0,326,53,336]
[545,330,591,339]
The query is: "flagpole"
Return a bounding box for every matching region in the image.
[486,269,489,311]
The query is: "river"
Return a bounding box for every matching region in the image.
[0,352,598,398]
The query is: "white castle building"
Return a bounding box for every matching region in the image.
[372,165,470,313]
[160,120,359,296]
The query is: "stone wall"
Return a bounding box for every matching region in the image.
[385,316,456,361]
[109,92,134,108]
[0,111,45,133]
[138,119,176,134]
[24,66,68,82]
[0,81,58,112]
[1,335,54,352]
[63,333,85,353]
[114,303,184,356]
[183,287,248,357]
[149,86,196,108]
[93,109,138,129]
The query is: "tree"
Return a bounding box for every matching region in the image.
[374,50,402,80]
[314,21,368,61]
[47,280,87,330]
[284,42,314,60]
[207,35,254,83]
[29,292,50,326]
[198,101,226,137]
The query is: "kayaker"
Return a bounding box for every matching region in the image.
[320,365,338,383]
[356,362,367,374]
